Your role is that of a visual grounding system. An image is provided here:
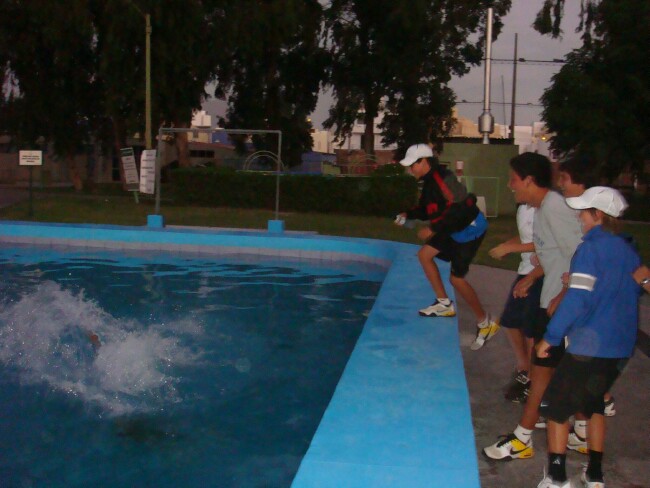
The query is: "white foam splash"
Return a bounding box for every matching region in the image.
[0,281,203,416]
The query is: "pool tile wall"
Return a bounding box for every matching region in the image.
[0,220,479,487]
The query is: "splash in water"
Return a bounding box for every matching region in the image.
[0,281,204,416]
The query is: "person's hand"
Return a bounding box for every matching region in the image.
[417,227,434,241]
[531,254,540,267]
[489,243,511,260]
[394,212,407,226]
[561,272,570,288]
[632,265,650,291]
[535,339,552,358]
[513,275,534,298]
[546,288,567,317]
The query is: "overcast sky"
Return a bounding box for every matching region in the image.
[204,1,584,130]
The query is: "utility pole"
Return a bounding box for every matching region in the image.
[510,33,518,141]
[479,7,495,145]
[145,13,152,150]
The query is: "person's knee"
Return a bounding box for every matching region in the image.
[418,246,438,263]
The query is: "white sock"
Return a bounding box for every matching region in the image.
[574,420,588,438]
[477,314,491,328]
[437,298,451,306]
[514,424,533,444]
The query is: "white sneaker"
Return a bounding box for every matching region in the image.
[567,431,588,454]
[537,471,571,488]
[581,468,605,488]
[483,432,534,460]
[470,315,500,350]
[418,299,456,317]
[535,416,547,429]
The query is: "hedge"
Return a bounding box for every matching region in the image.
[168,167,418,217]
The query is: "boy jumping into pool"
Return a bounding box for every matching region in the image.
[395,143,498,338]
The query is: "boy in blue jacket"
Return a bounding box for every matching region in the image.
[535,186,642,488]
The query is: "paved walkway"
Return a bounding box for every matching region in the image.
[460,265,650,488]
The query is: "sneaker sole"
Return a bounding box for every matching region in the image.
[481,449,534,461]
[567,444,588,454]
[418,310,456,317]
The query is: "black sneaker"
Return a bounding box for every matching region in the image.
[504,370,530,403]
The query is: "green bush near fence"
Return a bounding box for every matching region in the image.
[169,167,418,217]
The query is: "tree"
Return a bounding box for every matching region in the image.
[0,1,99,189]
[0,0,227,188]
[213,0,327,167]
[94,0,226,168]
[324,0,511,157]
[538,0,650,178]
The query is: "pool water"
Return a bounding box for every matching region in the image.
[0,245,385,487]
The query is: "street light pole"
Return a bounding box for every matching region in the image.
[145,13,152,150]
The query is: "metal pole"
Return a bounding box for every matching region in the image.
[145,13,152,150]
[275,132,282,220]
[28,166,33,218]
[479,7,495,144]
[154,127,163,214]
[510,33,518,140]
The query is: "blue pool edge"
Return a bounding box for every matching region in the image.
[0,220,479,487]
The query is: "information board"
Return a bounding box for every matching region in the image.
[139,149,157,194]
[19,150,43,166]
[120,147,140,189]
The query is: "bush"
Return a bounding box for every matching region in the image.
[169,168,418,217]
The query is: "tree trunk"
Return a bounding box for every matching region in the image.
[175,128,191,168]
[112,117,128,189]
[66,153,83,191]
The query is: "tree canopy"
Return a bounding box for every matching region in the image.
[538,0,650,177]
[212,0,327,166]
[324,0,511,157]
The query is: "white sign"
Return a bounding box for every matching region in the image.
[120,147,140,188]
[139,149,157,194]
[19,150,43,166]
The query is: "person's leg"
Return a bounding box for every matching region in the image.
[587,413,605,452]
[546,420,570,482]
[585,414,605,482]
[504,327,531,372]
[520,362,556,430]
[450,274,485,321]
[417,245,447,299]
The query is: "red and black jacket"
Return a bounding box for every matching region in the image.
[405,166,479,234]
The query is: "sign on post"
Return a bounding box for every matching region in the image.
[19,150,43,166]
[139,149,156,194]
[19,150,43,217]
[120,148,140,190]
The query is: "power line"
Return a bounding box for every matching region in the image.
[456,100,543,107]
[490,58,566,66]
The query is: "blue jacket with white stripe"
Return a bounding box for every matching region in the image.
[544,225,641,358]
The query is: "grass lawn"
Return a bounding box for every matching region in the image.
[0,192,648,271]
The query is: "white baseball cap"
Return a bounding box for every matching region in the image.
[399,144,433,166]
[565,186,628,217]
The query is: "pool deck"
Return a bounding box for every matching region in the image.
[0,220,478,487]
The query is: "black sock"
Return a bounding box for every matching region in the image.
[587,450,604,481]
[548,453,567,482]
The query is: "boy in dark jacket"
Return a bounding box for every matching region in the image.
[396,144,498,339]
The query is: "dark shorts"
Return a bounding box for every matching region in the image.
[531,307,565,368]
[426,231,485,278]
[540,353,627,422]
[500,274,543,337]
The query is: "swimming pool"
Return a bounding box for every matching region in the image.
[0,221,481,487]
[0,245,385,487]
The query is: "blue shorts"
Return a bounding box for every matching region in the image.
[500,274,543,337]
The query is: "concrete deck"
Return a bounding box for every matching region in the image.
[459,265,650,488]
